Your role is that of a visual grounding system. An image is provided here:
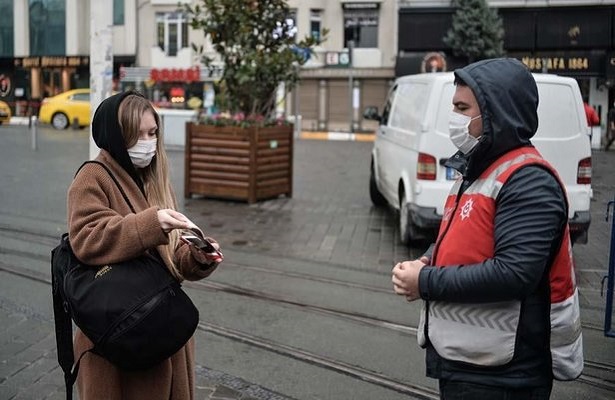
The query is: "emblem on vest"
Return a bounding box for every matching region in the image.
[460,199,474,220]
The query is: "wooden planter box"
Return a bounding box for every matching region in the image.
[184,122,293,203]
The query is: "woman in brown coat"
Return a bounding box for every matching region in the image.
[67,91,220,399]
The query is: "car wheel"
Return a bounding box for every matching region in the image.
[51,113,69,130]
[369,162,387,207]
[399,190,412,245]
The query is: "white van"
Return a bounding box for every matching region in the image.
[364,72,592,245]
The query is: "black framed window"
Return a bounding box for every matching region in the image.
[155,12,189,57]
[344,9,378,48]
[29,0,65,56]
[310,9,322,42]
[0,0,13,56]
[113,0,124,26]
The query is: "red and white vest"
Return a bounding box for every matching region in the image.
[417,147,583,380]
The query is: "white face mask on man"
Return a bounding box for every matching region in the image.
[449,111,482,154]
[127,138,157,168]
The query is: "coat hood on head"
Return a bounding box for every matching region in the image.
[92,90,144,193]
[453,58,539,179]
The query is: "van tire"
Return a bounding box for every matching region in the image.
[369,162,387,207]
[399,190,412,245]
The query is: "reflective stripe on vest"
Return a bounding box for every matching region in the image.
[418,147,583,379]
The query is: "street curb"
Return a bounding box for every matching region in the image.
[7,116,34,125]
[299,131,375,142]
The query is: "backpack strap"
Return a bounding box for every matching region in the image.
[77,161,137,213]
[51,234,78,400]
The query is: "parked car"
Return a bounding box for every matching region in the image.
[38,89,91,129]
[364,72,592,246]
[0,100,11,124]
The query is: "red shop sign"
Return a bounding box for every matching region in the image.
[150,66,200,82]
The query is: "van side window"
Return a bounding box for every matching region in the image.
[536,83,581,139]
[390,82,428,130]
[381,85,396,125]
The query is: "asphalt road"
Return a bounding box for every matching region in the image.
[0,123,614,399]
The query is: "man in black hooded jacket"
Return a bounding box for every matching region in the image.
[392,58,583,399]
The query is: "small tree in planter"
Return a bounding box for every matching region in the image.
[184,0,326,120]
[182,0,327,203]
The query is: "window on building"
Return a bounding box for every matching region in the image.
[343,4,379,48]
[310,9,322,42]
[156,12,189,57]
[29,0,66,56]
[113,0,124,25]
[0,0,14,56]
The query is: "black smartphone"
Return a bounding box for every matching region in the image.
[181,234,217,253]
[180,233,224,262]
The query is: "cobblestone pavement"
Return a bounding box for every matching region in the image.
[1,124,614,399]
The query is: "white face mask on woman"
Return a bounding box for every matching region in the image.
[449,111,482,154]
[127,138,157,168]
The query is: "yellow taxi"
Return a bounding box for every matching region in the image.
[39,89,91,129]
[0,100,11,124]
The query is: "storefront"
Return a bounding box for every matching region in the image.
[119,65,222,110]
[396,4,615,122]
[0,55,87,116]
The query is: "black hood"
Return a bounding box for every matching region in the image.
[91,90,144,193]
[453,58,539,180]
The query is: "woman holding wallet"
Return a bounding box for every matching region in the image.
[67,91,221,399]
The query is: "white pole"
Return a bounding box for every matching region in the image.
[89,0,114,160]
[348,40,354,134]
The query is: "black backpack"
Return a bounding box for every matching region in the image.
[51,161,199,400]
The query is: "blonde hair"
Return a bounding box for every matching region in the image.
[118,94,182,280]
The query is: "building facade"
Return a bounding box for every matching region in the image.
[125,0,398,133]
[0,0,137,116]
[1,0,613,132]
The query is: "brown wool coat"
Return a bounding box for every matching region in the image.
[67,150,213,400]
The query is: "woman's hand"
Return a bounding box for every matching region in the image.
[187,237,223,269]
[157,209,190,233]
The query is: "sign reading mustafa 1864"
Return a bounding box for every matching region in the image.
[519,53,604,75]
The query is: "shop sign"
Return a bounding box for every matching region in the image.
[515,52,604,75]
[342,2,380,10]
[150,66,200,82]
[0,74,11,97]
[420,52,447,73]
[14,56,89,68]
[325,51,350,67]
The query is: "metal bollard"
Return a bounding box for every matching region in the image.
[604,198,615,338]
[30,115,37,151]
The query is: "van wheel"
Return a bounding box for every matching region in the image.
[369,162,387,207]
[51,112,69,130]
[399,190,412,245]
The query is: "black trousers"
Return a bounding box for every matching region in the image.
[439,380,552,400]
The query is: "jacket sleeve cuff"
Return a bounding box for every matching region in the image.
[419,266,434,300]
[421,243,435,263]
[134,206,169,249]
